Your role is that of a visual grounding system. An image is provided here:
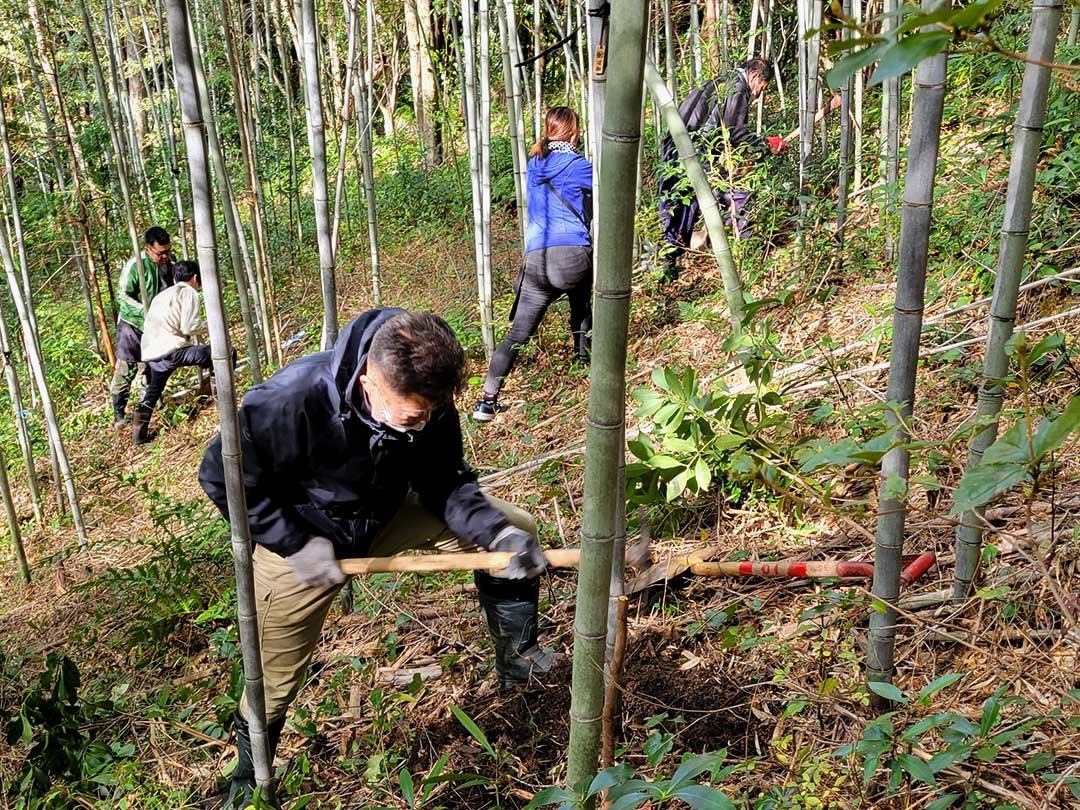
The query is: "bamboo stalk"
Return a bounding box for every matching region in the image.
[868,6,948,698]
[600,595,628,768]
[836,0,854,250]
[953,0,1063,600]
[566,0,648,789]
[0,305,41,523]
[0,214,88,554]
[186,9,264,382]
[299,0,339,348]
[164,0,275,797]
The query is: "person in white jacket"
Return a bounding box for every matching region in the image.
[132,260,213,445]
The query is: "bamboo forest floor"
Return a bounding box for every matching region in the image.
[2,162,1080,807]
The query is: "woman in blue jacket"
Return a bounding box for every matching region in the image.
[474,106,593,421]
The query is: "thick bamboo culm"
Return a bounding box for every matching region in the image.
[868,7,948,695]
[566,0,649,790]
[164,0,275,795]
[953,0,1063,599]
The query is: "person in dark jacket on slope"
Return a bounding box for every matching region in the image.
[657,57,786,281]
[473,106,593,422]
[199,309,557,807]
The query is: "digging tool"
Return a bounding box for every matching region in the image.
[628,548,936,595]
[339,548,581,575]
[781,93,843,145]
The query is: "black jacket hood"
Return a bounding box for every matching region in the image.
[328,307,406,418]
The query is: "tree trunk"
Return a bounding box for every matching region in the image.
[836,0,854,250]
[645,60,744,335]
[405,0,442,166]
[0,444,30,582]
[0,219,89,554]
[164,0,275,798]
[77,0,145,312]
[459,0,495,357]
[0,306,42,524]
[853,0,864,190]
[953,0,1062,599]
[880,0,901,263]
[332,0,360,255]
[186,7,264,382]
[586,0,608,170]
[566,0,648,789]
[300,0,339,348]
[497,0,527,241]
[867,13,947,699]
[354,0,382,305]
[220,0,281,363]
[662,0,676,98]
[689,0,703,83]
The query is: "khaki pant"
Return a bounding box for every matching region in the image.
[240,493,535,723]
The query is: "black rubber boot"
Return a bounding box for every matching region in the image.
[573,330,591,365]
[131,404,154,446]
[475,572,561,691]
[111,393,128,429]
[224,712,286,809]
[660,253,680,283]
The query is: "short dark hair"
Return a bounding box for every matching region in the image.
[368,312,466,405]
[743,57,770,80]
[173,260,200,283]
[144,226,171,247]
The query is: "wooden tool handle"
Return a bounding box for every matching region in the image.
[340,548,581,575]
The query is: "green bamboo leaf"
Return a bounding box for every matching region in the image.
[867,680,907,704]
[663,437,698,454]
[949,462,1028,515]
[646,454,682,470]
[523,786,575,809]
[897,753,937,786]
[627,437,655,461]
[926,794,961,810]
[826,42,886,89]
[398,769,415,806]
[916,673,965,704]
[947,0,1005,30]
[868,31,951,88]
[587,764,635,796]
[449,705,495,758]
[670,784,736,809]
[695,457,712,492]
[670,752,724,789]
[1032,396,1080,458]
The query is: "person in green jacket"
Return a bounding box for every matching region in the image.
[109,226,174,428]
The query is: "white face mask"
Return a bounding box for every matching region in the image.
[378,407,428,435]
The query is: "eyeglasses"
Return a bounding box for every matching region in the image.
[147,244,173,259]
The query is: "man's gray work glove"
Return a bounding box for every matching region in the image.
[288,536,346,588]
[491,526,547,580]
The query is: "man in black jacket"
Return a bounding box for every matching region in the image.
[200,309,556,806]
[657,57,787,281]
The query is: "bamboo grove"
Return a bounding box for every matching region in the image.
[0,0,1078,805]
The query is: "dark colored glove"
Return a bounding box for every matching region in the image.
[491,526,547,580]
[766,135,787,153]
[288,536,346,588]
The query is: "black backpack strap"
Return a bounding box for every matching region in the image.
[543,179,589,230]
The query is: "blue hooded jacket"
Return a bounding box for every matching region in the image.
[198,308,509,558]
[525,151,593,254]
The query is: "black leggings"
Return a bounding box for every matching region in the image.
[483,246,592,399]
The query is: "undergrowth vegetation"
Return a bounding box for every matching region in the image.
[1,8,1078,810]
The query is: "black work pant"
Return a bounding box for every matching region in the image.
[138,345,213,413]
[483,245,592,399]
